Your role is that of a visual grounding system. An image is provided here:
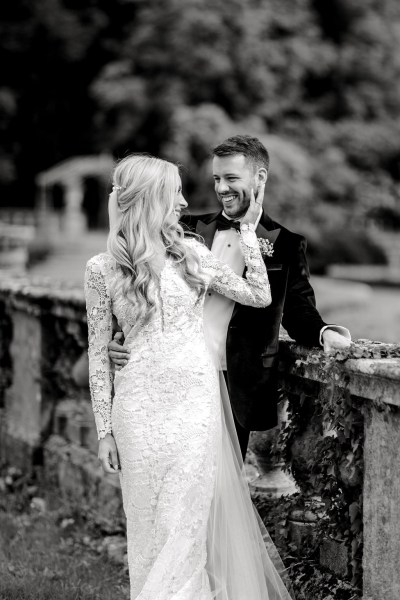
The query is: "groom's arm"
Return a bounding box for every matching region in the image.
[282,235,350,349]
[73,318,127,387]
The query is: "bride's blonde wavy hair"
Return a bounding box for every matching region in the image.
[107,154,205,329]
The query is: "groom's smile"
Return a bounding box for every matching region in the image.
[213,154,256,219]
[219,194,240,210]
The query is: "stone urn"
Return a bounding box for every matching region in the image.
[248,400,298,498]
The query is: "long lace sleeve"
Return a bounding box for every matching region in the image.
[195,224,271,307]
[84,255,114,440]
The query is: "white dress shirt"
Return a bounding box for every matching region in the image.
[203,210,263,369]
[203,210,350,369]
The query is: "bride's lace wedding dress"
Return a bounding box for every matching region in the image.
[85,225,292,600]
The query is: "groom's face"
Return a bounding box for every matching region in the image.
[212,154,258,219]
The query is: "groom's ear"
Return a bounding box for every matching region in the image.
[257,167,268,185]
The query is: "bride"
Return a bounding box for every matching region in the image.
[84,154,293,600]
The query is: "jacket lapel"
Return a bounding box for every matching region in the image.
[256,222,281,246]
[196,218,218,250]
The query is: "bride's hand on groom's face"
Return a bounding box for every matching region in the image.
[108,332,130,370]
[241,183,265,226]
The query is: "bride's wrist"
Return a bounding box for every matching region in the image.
[240,222,256,232]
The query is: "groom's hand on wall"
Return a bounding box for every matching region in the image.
[108,331,130,370]
[322,329,352,353]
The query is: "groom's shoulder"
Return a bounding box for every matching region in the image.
[263,214,307,250]
[180,211,218,231]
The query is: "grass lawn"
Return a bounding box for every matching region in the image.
[0,479,129,600]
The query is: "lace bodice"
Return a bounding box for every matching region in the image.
[84,225,271,439]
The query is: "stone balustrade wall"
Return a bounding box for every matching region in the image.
[0,278,399,599]
[272,340,400,600]
[0,209,38,228]
[0,277,123,531]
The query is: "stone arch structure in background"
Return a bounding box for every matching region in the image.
[35,155,114,243]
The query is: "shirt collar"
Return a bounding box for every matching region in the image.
[221,207,263,229]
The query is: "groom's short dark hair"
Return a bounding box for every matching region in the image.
[212,135,270,172]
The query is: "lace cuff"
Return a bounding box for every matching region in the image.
[192,230,271,308]
[84,255,114,440]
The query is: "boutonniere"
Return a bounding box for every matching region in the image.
[258,237,274,257]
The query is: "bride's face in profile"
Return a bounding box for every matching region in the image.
[173,177,188,221]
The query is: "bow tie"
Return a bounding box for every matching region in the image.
[216,214,241,231]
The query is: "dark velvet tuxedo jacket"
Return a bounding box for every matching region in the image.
[181,210,327,432]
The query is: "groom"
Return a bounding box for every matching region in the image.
[108,135,351,458]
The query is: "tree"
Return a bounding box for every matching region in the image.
[1,0,400,229]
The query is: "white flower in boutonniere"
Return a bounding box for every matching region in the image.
[258,237,274,257]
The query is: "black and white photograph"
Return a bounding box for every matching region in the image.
[0,2,400,599]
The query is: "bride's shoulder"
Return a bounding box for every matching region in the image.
[86,252,116,274]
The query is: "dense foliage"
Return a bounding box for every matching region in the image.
[1,0,400,251]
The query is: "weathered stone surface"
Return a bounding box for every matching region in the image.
[320,538,348,578]
[288,519,318,554]
[363,406,400,600]
[0,277,89,465]
[278,344,400,408]
[55,398,98,454]
[4,310,42,447]
[1,432,38,471]
[44,434,124,530]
